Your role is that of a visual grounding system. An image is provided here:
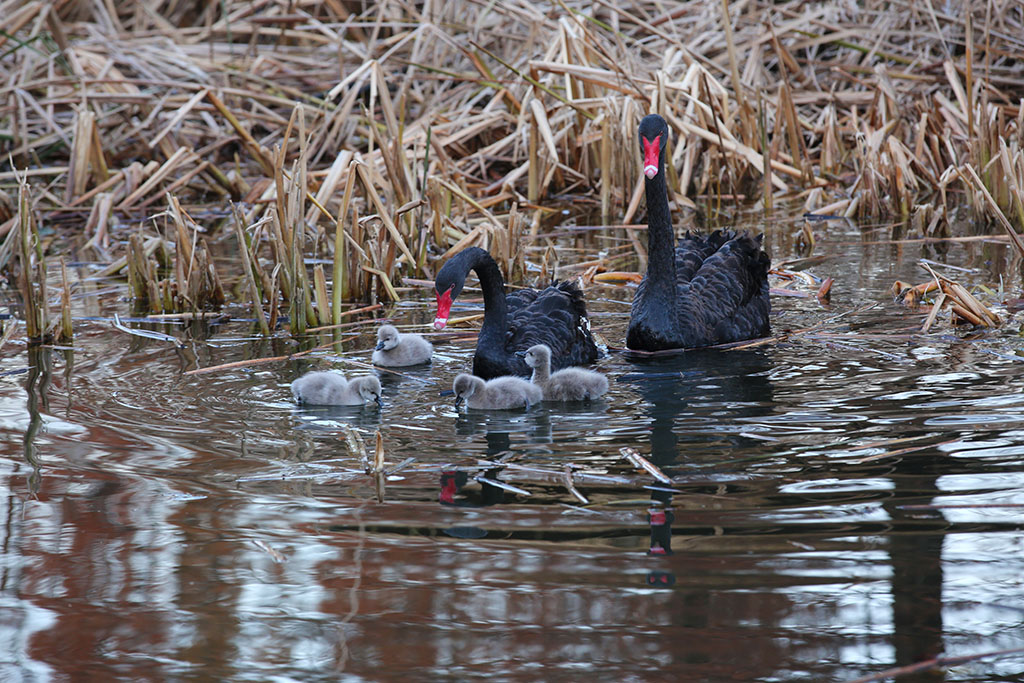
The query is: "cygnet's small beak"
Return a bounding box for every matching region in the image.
[375,341,385,351]
[514,350,527,359]
[454,395,464,408]
[374,395,384,408]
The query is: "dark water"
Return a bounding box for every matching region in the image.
[2,216,1024,682]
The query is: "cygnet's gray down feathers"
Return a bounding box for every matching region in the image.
[372,324,433,367]
[452,373,542,410]
[291,371,383,406]
[520,343,608,401]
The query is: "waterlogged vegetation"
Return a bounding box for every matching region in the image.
[2,1,1024,681]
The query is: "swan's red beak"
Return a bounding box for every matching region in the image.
[642,134,661,179]
[434,287,453,330]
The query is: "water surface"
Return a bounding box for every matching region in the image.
[2,214,1024,681]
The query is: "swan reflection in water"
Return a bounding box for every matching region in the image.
[619,348,775,467]
[290,402,383,433]
[440,408,555,508]
[620,347,776,583]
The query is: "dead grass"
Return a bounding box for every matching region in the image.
[1,0,1024,339]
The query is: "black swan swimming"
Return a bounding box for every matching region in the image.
[433,246,599,379]
[626,114,770,351]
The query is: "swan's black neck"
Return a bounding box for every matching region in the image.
[459,248,508,351]
[645,166,676,294]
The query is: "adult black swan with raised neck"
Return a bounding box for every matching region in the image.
[626,113,770,352]
[433,246,599,379]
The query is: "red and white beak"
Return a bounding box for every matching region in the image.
[434,287,453,330]
[642,134,661,179]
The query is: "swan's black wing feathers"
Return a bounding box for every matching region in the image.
[492,280,599,377]
[674,230,770,346]
[673,230,732,284]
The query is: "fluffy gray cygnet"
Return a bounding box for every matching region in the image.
[452,373,542,410]
[291,371,383,406]
[372,324,433,367]
[519,343,609,401]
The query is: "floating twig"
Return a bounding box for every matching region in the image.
[112,313,184,347]
[620,447,673,485]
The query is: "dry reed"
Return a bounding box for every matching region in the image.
[1,1,1023,338]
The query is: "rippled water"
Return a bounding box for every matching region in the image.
[2,215,1024,681]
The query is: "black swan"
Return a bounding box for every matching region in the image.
[517,343,609,401]
[452,372,542,410]
[433,246,599,379]
[626,114,771,351]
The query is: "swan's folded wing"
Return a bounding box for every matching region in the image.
[678,233,771,345]
[673,229,734,284]
[505,281,599,370]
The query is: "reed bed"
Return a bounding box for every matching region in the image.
[1,0,1023,340]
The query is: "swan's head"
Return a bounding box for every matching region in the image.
[452,373,481,408]
[433,259,466,331]
[376,324,399,351]
[353,376,384,407]
[517,344,551,369]
[639,114,669,179]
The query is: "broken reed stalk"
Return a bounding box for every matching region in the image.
[231,204,270,335]
[600,113,612,221]
[905,261,1001,330]
[126,232,155,310]
[58,257,72,342]
[167,195,225,312]
[313,265,331,326]
[758,90,772,211]
[332,160,359,324]
[273,137,317,333]
[17,181,46,343]
[372,431,385,474]
[288,212,308,335]
[719,0,751,143]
